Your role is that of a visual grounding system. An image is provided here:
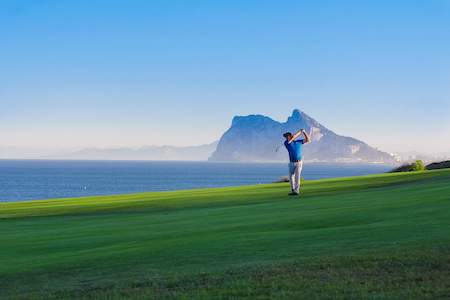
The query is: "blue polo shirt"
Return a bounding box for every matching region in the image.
[284,139,304,162]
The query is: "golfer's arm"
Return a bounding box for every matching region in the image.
[288,129,304,144]
[302,130,311,144]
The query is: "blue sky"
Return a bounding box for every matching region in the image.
[1,0,449,154]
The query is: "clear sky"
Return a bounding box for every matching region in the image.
[1,0,450,154]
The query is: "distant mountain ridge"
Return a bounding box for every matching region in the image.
[209,109,396,164]
[1,110,398,163]
[53,142,218,161]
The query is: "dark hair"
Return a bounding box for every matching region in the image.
[283,132,292,138]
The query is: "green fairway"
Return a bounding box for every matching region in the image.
[1,169,450,299]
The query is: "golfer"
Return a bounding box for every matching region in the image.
[283,129,310,196]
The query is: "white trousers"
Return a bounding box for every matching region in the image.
[288,161,303,193]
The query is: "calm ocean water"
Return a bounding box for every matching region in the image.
[0,160,392,202]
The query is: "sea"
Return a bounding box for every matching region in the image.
[0,160,392,202]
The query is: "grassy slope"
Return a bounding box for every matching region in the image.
[1,170,450,299]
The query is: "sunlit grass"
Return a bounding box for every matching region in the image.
[1,169,449,299]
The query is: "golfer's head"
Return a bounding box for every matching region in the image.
[283,132,292,140]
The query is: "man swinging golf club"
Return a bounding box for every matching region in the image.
[283,129,310,196]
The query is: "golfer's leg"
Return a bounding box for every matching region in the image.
[296,161,303,193]
[288,163,295,192]
[294,162,300,193]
